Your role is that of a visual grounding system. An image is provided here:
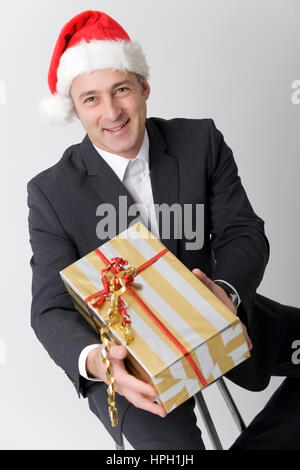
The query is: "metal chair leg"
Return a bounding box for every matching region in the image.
[194,390,223,450]
[116,394,223,450]
[114,378,245,451]
[115,434,125,450]
[216,377,246,432]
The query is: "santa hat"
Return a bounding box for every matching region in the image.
[39,10,150,125]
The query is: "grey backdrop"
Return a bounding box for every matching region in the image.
[0,0,299,449]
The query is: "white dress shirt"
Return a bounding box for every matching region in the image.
[93,129,160,239]
[78,129,240,382]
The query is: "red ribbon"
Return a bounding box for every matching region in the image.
[84,247,208,387]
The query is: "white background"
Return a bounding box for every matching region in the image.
[0,0,299,450]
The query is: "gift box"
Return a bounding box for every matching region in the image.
[60,222,250,414]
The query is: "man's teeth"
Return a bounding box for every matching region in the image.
[107,120,128,131]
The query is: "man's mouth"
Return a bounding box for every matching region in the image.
[104,119,130,133]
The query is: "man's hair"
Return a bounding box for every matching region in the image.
[135,73,143,83]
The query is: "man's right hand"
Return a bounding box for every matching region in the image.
[86,343,167,418]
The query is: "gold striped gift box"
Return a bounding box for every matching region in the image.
[60,222,250,413]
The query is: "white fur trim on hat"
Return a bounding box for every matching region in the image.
[39,39,149,125]
[38,94,76,125]
[57,39,149,96]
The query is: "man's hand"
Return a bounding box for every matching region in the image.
[192,268,253,351]
[86,342,167,418]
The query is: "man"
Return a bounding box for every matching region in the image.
[28,10,300,449]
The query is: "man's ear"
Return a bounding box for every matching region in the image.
[71,100,78,118]
[69,89,79,117]
[141,77,151,100]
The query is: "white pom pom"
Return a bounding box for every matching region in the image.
[38,94,76,125]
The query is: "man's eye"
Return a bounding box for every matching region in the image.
[116,87,129,94]
[84,96,95,103]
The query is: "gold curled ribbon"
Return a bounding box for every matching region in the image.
[85,250,169,427]
[100,325,118,426]
[97,265,136,427]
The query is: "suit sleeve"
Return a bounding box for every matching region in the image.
[207,119,270,328]
[27,180,102,398]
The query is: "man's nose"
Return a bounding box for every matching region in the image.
[102,97,122,122]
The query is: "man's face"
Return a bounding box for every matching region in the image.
[70,69,150,159]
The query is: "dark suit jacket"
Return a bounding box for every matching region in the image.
[28,117,282,441]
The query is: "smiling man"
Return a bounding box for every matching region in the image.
[70,70,150,158]
[28,10,300,450]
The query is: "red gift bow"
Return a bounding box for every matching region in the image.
[84,247,208,387]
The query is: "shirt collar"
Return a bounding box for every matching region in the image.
[92,128,150,182]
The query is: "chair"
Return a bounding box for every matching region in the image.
[115,377,246,450]
[194,377,246,449]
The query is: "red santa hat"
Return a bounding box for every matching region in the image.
[39,10,150,125]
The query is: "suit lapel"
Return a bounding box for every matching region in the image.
[79,135,137,234]
[79,120,179,255]
[146,119,179,255]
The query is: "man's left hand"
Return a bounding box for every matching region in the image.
[192,268,253,351]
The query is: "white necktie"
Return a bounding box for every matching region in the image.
[123,158,160,239]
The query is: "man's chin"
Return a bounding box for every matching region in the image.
[101,138,138,157]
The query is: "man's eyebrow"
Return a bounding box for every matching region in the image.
[112,79,132,88]
[78,80,132,100]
